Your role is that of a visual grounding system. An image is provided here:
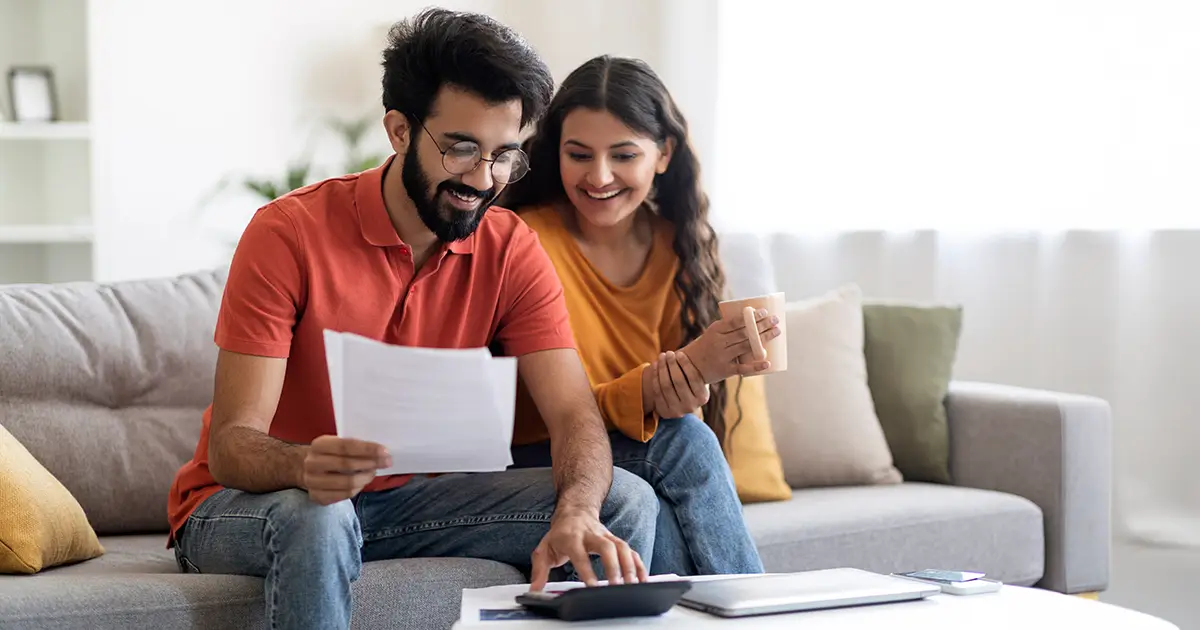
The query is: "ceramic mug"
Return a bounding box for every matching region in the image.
[717,292,787,374]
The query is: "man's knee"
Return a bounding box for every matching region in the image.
[268,489,362,549]
[601,469,659,552]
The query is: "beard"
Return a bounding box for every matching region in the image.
[401,141,496,242]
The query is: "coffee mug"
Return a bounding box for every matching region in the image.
[717,292,787,374]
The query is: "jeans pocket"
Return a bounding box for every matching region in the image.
[175,547,202,574]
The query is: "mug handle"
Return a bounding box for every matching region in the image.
[742,306,767,361]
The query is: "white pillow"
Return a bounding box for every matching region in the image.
[764,284,903,488]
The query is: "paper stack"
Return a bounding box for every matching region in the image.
[323,329,517,476]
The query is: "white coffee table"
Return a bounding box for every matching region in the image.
[455,582,1178,629]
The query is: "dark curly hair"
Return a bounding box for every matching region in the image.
[502,56,735,445]
[381,8,554,129]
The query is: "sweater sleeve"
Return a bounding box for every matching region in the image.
[592,364,658,443]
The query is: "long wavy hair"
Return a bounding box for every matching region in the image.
[502,55,737,445]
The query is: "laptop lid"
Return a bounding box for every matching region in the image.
[678,568,940,617]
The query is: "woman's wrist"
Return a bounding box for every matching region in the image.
[640,363,658,415]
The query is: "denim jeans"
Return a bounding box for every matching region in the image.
[173,467,658,630]
[511,414,764,577]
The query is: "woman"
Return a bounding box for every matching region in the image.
[502,55,780,577]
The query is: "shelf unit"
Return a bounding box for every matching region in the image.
[0,0,94,284]
[0,121,90,140]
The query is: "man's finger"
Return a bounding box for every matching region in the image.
[530,544,553,592]
[304,471,360,492]
[590,536,622,585]
[307,453,385,475]
[316,436,390,461]
[568,543,599,586]
[608,535,640,585]
[633,549,649,583]
[305,470,375,496]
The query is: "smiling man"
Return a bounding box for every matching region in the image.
[166,9,656,630]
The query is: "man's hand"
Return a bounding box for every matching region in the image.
[530,509,648,591]
[302,435,392,506]
[681,309,781,384]
[646,350,710,419]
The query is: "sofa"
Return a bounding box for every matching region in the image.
[0,237,1112,630]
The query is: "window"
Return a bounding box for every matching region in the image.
[712,1,1200,232]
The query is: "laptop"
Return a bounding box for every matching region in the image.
[677,568,941,617]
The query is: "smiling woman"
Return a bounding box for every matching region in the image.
[501,55,775,580]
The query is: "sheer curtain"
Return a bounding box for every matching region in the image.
[713,0,1200,547]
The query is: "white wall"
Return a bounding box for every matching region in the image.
[88,0,696,282]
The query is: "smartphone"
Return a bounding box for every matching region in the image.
[895,569,985,584]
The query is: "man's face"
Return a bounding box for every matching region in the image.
[401,86,524,242]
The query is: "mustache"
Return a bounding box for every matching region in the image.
[439,181,496,204]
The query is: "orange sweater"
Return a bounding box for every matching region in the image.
[512,206,682,445]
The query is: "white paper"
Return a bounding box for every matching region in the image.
[323,330,516,475]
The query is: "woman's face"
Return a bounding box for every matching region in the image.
[559,108,672,229]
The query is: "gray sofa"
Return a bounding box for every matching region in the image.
[0,268,1112,630]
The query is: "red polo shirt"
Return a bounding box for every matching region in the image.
[166,156,575,541]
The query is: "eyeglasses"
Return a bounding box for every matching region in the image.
[417,122,531,185]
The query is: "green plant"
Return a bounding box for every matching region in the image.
[330,116,386,174]
[241,160,314,202]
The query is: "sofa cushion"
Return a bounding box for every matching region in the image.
[722,374,791,503]
[0,424,105,573]
[0,270,226,535]
[0,535,526,630]
[863,302,964,484]
[764,284,903,488]
[743,483,1045,586]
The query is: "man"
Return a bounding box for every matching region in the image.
[166,9,656,629]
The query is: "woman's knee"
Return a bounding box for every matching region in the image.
[666,414,722,451]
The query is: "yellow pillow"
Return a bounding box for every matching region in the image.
[0,424,104,574]
[722,375,793,503]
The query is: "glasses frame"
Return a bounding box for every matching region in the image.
[416,121,530,185]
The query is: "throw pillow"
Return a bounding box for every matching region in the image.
[862,301,963,484]
[0,423,104,574]
[764,284,903,488]
[721,374,792,503]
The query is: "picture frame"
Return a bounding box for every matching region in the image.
[7,66,58,123]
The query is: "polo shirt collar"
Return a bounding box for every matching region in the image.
[355,154,476,254]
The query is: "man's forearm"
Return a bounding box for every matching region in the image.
[209,425,309,493]
[550,411,614,517]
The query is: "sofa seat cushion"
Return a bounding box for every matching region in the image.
[0,535,526,630]
[743,482,1045,586]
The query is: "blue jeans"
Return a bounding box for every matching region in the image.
[174,467,658,630]
[511,414,764,577]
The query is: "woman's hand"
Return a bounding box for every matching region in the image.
[645,350,710,419]
[681,309,781,384]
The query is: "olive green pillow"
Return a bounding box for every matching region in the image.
[862,303,963,484]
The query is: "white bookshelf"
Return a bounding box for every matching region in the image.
[0,0,94,284]
[0,121,90,140]
[0,224,93,243]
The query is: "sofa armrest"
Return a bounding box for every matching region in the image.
[945,381,1112,594]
